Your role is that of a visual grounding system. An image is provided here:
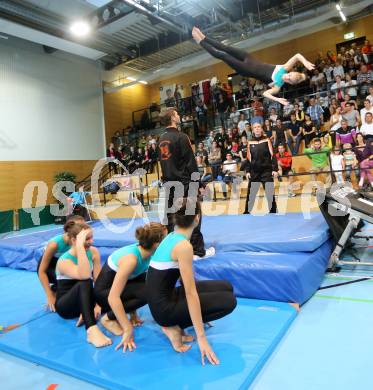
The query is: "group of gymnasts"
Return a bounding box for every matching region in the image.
[37,199,236,365]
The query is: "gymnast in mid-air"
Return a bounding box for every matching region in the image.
[192,27,315,106]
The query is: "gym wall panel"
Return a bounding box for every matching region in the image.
[0,160,97,211]
[103,83,151,144]
[0,37,105,161]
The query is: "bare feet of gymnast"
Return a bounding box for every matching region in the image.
[162,326,192,353]
[87,325,112,348]
[100,314,123,336]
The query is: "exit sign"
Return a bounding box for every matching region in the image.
[344,32,355,40]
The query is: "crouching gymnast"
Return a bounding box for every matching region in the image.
[94,222,167,352]
[55,221,111,348]
[146,198,237,365]
[192,26,315,105]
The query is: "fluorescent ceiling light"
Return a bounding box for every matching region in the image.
[339,10,347,22]
[127,76,137,81]
[139,80,148,84]
[70,21,91,37]
[336,4,341,11]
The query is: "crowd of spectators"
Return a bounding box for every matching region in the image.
[110,40,373,193]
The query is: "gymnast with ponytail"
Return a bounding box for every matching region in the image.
[192,26,315,105]
[94,222,167,353]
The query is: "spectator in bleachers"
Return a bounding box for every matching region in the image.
[272,119,288,150]
[367,86,373,105]
[336,119,357,147]
[357,139,373,190]
[238,136,249,171]
[342,102,360,129]
[208,141,222,179]
[333,60,345,79]
[221,152,239,199]
[195,142,209,165]
[263,119,274,141]
[357,64,373,97]
[206,130,215,151]
[294,102,305,122]
[214,127,229,149]
[276,143,296,197]
[345,74,358,99]
[310,69,326,92]
[360,112,373,140]
[329,106,343,146]
[217,93,229,129]
[229,106,240,127]
[362,40,372,55]
[360,100,373,125]
[196,155,213,185]
[235,85,248,109]
[269,107,278,123]
[342,143,359,183]
[287,112,303,155]
[330,147,345,184]
[304,138,332,188]
[327,50,337,63]
[323,60,334,85]
[306,97,324,129]
[106,142,118,175]
[196,99,208,135]
[251,96,264,116]
[283,100,294,119]
[303,114,317,147]
[331,75,346,101]
[238,113,248,135]
[147,143,159,174]
[251,109,264,126]
[228,140,240,161]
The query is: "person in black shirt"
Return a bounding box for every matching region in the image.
[158,107,215,259]
[238,136,249,172]
[244,123,278,214]
[195,142,209,165]
[214,127,229,149]
[216,94,229,129]
[272,119,288,150]
[286,113,303,155]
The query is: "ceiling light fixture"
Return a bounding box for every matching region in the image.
[139,80,148,84]
[127,76,137,81]
[70,21,91,37]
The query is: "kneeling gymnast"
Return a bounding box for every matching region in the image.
[37,215,85,312]
[94,222,167,352]
[55,221,111,348]
[146,198,237,365]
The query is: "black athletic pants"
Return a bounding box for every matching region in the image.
[151,280,236,329]
[94,264,147,320]
[55,279,96,330]
[165,185,206,257]
[37,256,58,292]
[244,177,277,214]
[200,36,274,83]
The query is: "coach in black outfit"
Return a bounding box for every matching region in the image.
[158,107,214,258]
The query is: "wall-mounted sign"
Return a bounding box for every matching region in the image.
[344,32,355,40]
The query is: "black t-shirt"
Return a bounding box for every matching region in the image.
[273,126,286,142]
[287,121,302,137]
[238,143,248,159]
[217,100,229,113]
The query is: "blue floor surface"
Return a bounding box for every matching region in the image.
[0,270,296,390]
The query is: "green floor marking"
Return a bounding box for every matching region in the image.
[315,295,373,304]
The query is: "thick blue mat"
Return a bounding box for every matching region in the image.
[194,240,333,305]
[0,269,47,328]
[0,296,296,390]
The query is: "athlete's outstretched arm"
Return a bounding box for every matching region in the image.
[283,53,315,72]
[263,86,289,106]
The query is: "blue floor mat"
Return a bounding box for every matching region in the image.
[0,213,330,271]
[0,297,296,390]
[0,269,47,328]
[194,240,333,305]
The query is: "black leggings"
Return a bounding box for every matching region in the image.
[37,255,58,291]
[200,36,275,83]
[94,264,148,320]
[151,280,237,329]
[55,279,96,330]
[244,178,277,214]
